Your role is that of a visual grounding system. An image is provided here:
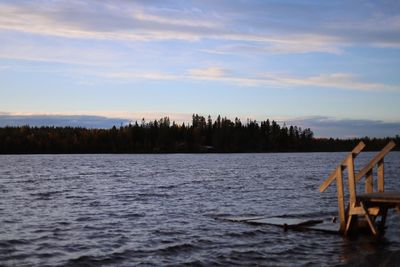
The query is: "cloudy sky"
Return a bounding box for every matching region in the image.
[0,0,399,137]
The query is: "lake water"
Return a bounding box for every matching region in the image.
[1,152,399,266]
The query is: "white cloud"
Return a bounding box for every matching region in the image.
[99,67,399,92]
[0,3,344,55]
[188,67,229,78]
[202,38,343,56]
[0,2,222,42]
[260,73,398,91]
[105,71,180,81]
[0,32,127,66]
[1,0,399,54]
[0,1,399,96]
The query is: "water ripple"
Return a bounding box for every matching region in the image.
[0,153,399,266]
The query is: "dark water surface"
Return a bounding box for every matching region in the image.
[1,152,399,266]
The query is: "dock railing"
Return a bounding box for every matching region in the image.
[319,140,397,235]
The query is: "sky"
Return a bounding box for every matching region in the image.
[0,0,400,138]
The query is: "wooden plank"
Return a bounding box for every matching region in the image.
[319,141,365,192]
[218,216,267,222]
[365,170,373,193]
[247,217,322,227]
[335,166,346,232]
[378,159,384,192]
[218,216,339,234]
[367,207,380,216]
[348,206,366,215]
[345,204,355,236]
[250,218,339,234]
[307,221,339,233]
[358,191,400,204]
[356,141,396,182]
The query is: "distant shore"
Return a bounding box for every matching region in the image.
[0,116,398,154]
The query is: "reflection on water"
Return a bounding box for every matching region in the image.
[0,152,399,266]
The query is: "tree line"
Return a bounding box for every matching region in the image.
[0,114,398,154]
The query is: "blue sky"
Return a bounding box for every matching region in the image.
[0,0,400,137]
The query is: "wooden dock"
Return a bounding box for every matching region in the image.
[218,141,399,237]
[320,140,400,236]
[217,215,339,234]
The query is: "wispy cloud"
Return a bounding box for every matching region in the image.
[0,65,10,71]
[1,0,399,55]
[0,32,129,66]
[131,9,218,29]
[105,71,180,81]
[0,1,222,42]
[259,73,398,91]
[100,67,398,92]
[201,40,342,56]
[188,67,230,78]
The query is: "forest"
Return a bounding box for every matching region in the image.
[0,114,398,154]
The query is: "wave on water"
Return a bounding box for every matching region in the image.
[1,153,400,266]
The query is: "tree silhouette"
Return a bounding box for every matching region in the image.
[0,114,398,154]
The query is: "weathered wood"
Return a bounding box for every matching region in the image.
[346,202,378,236]
[367,207,380,216]
[218,216,266,222]
[217,216,339,233]
[347,156,357,205]
[378,159,384,192]
[349,206,367,215]
[319,141,365,192]
[360,201,378,236]
[365,170,373,193]
[345,203,355,236]
[336,167,346,232]
[320,140,397,236]
[355,141,396,182]
[246,217,322,227]
[344,155,361,234]
[307,221,339,233]
[358,192,400,204]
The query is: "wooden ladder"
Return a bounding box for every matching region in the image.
[319,141,396,235]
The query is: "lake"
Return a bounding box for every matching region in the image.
[1,152,399,266]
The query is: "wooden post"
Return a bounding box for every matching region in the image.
[336,166,346,232]
[345,155,358,236]
[365,170,373,193]
[378,159,384,192]
[347,156,357,205]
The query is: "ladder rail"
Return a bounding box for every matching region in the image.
[319,140,396,235]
